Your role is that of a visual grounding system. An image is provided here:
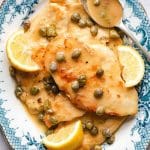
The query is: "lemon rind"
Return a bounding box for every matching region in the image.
[118,45,145,87]
[6,29,40,72]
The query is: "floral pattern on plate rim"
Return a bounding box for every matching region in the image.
[0,0,149,150]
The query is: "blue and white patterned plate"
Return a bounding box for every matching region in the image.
[0,0,149,150]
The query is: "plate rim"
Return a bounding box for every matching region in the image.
[0,0,149,149]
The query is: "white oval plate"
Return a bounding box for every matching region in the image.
[0,0,149,149]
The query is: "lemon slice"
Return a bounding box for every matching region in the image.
[42,120,83,150]
[117,45,145,87]
[6,29,40,72]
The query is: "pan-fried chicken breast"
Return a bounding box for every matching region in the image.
[44,37,138,116]
[15,70,84,128]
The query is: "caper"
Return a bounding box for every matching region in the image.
[85,121,93,130]
[30,86,40,95]
[94,89,103,99]
[43,76,55,85]
[86,18,94,27]
[50,61,57,73]
[71,12,81,23]
[90,26,98,36]
[96,68,104,78]
[39,27,47,37]
[46,27,57,37]
[9,66,16,78]
[23,20,30,32]
[106,135,115,144]
[102,128,112,138]
[78,75,87,87]
[82,122,86,130]
[90,126,98,136]
[46,129,54,136]
[71,49,81,59]
[44,82,51,90]
[15,86,23,98]
[71,80,80,92]
[43,76,55,90]
[38,113,44,121]
[94,0,100,6]
[96,106,105,116]
[46,108,54,114]
[50,117,58,126]
[51,85,59,94]
[93,144,102,150]
[56,52,65,62]
[78,19,87,28]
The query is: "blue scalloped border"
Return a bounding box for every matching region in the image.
[0,0,149,149]
[0,0,46,149]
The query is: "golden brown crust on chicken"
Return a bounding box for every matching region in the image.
[44,37,138,116]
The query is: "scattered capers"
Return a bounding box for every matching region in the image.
[71,12,81,23]
[96,106,105,116]
[50,117,58,126]
[9,66,16,78]
[85,121,94,130]
[71,49,81,60]
[43,76,55,90]
[15,86,23,98]
[106,135,115,144]
[51,85,59,94]
[78,75,87,87]
[46,108,54,114]
[102,128,112,138]
[93,144,102,150]
[94,0,100,6]
[46,129,54,136]
[96,68,104,78]
[94,89,103,99]
[30,86,40,95]
[43,100,51,111]
[38,113,44,121]
[39,27,47,37]
[90,26,98,36]
[39,24,57,38]
[71,80,80,92]
[46,26,57,37]
[86,18,94,27]
[23,20,30,32]
[50,61,57,73]
[43,76,59,94]
[78,19,87,28]
[56,52,65,62]
[44,82,51,91]
[43,76,55,85]
[90,126,98,136]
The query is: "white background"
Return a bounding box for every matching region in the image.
[0,0,149,149]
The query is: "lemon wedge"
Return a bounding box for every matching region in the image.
[117,45,145,87]
[42,120,83,150]
[6,29,40,72]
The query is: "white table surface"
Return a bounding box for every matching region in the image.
[0,0,150,150]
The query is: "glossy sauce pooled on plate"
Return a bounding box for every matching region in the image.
[87,0,123,27]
